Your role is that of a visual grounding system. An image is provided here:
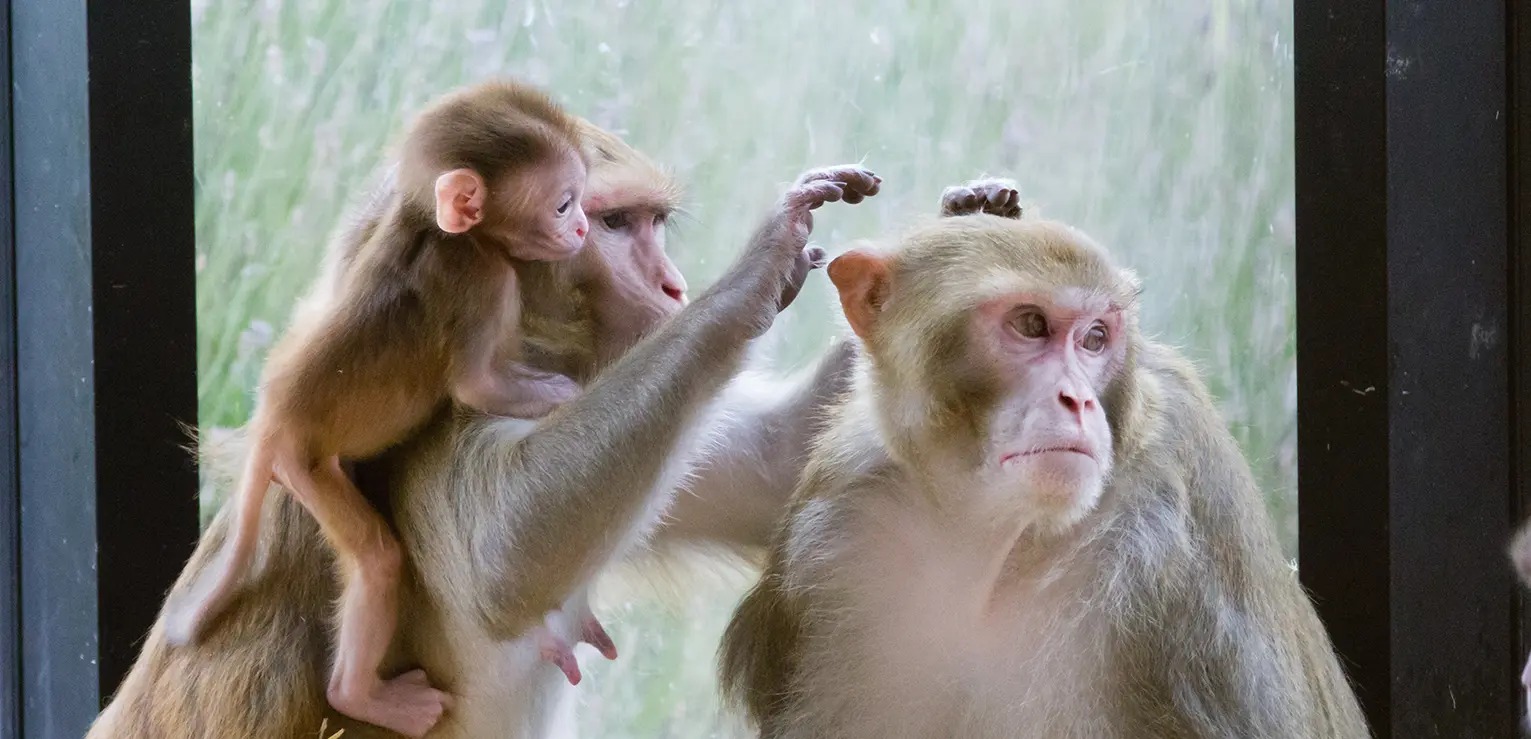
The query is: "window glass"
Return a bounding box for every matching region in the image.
[194,1,1294,732]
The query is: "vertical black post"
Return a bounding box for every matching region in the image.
[0,0,17,733]
[11,0,198,734]
[1293,0,1391,729]
[1512,0,1531,725]
[1296,0,1518,736]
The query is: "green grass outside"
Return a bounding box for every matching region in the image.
[193,0,1294,734]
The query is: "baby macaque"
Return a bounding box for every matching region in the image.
[163,79,597,737]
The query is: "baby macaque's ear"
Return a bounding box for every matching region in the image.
[827,249,892,342]
[434,169,487,234]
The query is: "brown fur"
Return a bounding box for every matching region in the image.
[87,147,878,736]
[719,199,1370,739]
[162,78,599,737]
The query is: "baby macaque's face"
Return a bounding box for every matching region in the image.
[506,147,589,261]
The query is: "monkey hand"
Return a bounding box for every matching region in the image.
[714,165,879,339]
[775,166,880,311]
[782,165,882,238]
[940,178,1022,219]
[777,245,828,312]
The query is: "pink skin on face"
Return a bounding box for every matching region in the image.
[976,289,1125,476]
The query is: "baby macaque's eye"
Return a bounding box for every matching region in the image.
[1081,322,1109,353]
[556,196,573,215]
[603,212,629,230]
[1009,308,1049,339]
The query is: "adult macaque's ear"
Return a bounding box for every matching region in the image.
[434,168,487,234]
[827,249,891,342]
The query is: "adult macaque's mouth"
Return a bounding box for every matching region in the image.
[1000,446,1091,466]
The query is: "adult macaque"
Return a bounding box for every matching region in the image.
[717,181,1371,738]
[86,110,879,737]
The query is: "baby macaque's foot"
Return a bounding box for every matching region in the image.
[532,625,584,685]
[940,178,1022,219]
[327,668,451,739]
[499,363,580,419]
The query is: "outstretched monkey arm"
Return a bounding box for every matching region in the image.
[655,338,858,552]
[400,167,880,641]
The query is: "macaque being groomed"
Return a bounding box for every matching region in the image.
[718,180,1371,738]
[163,79,597,737]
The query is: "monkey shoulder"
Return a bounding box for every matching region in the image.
[1098,345,1337,734]
[777,451,903,589]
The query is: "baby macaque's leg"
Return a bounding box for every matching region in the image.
[284,454,450,738]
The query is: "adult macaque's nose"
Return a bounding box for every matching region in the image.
[1057,383,1097,418]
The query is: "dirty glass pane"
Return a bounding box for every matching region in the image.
[193,1,1294,734]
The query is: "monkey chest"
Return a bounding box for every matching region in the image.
[808,508,1108,735]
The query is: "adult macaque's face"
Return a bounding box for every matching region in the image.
[970,286,1125,522]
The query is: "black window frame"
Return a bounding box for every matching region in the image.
[0,0,1526,737]
[1296,0,1529,735]
[2,0,200,737]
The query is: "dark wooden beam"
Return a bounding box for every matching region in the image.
[11,0,199,734]
[1296,0,1519,735]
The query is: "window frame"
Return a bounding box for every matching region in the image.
[1295,0,1528,735]
[4,0,200,736]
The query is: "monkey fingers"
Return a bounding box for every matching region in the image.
[940,178,1021,219]
[788,165,882,209]
[533,628,583,685]
[777,245,829,312]
[579,614,619,661]
[781,166,881,241]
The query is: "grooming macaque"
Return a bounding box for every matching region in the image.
[718,181,1370,738]
[89,103,879,739]
[162,79,597,737]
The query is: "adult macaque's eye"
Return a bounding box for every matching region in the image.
[603,212,629,230]
[1010,308,1049,339]
[1082,322,1109,352]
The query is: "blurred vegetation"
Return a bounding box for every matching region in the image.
[192,0,1295,735]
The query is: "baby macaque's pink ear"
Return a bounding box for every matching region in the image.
[827,249,892,341]
[435,169,487,234]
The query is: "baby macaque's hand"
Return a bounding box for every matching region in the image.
[940,178,1022,219]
